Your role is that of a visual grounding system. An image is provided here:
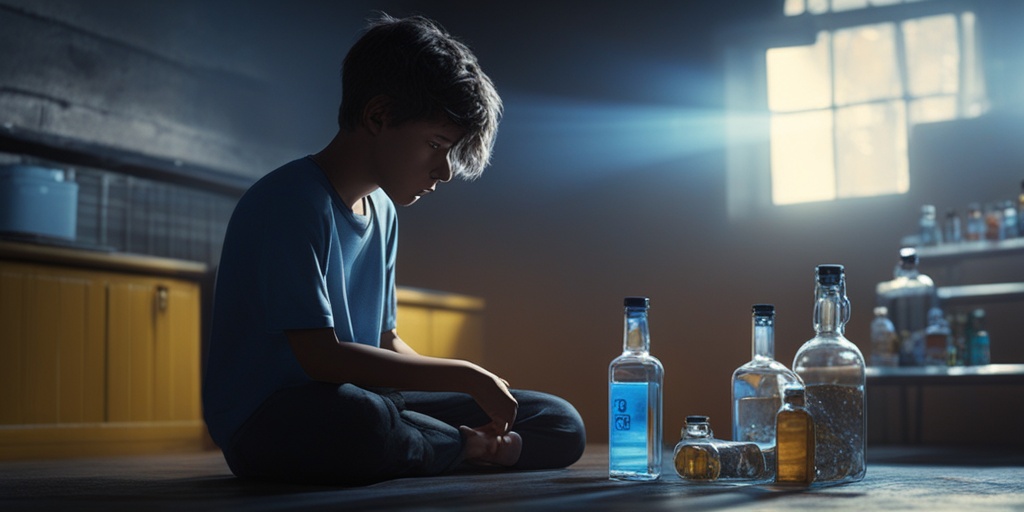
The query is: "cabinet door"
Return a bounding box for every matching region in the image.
[431,309,483,363]
[395,303,483,362]
[396,304,432,354]
[0,262,105,425]
[106,275,201,423]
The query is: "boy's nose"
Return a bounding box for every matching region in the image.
[434,157,453,182]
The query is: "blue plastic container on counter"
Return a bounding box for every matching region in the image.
[0,164,78,240]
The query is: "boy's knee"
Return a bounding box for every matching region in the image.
[512,390,587,469]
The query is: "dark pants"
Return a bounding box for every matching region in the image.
[222,382,586,485]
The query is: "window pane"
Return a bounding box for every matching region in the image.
[869,0,903,6]
[771,110,836,205]
[832,0,868,13]
[808,0,829,15]
[835,101,908,198]
[833,23,902,105]
[784,0,805,16]
[960,12,988,117]
[767,32,831,112]
[909,96,957,124]
[903,15,959,96]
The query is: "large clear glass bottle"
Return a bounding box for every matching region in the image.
[875,247,937,366]
[775,386,815,486]
[731,304,801,478]
[609,296,663,481]
[793,264,866,484]
[673,416,765,483]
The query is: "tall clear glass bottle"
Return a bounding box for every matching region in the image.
[775,386,815,486]
[731,304,801,478]
[793,264,866,484]
[609,296,663,481]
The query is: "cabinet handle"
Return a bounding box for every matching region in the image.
[156,285,169,312]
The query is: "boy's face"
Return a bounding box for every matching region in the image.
[371,116,465,206]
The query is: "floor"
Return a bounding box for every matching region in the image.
[1,445,1023,511]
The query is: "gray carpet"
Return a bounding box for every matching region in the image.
[1,445,1023,511]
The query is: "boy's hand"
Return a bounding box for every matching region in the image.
[470,369,517,434]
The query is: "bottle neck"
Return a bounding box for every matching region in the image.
[813,286,845,335]
[752,314,774,360]
[783,390,806,408]
[684,422,713,439]
[897,262,919,278]
[623,307,650,353]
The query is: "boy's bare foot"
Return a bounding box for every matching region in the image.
[459,425,523,467]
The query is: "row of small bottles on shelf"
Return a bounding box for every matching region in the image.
[871,305,991,367]
[917,179,1024,245]
[608,265,866,486]
[871,247,991,367]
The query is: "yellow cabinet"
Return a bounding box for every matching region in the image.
[0,263,106,427]
[396,288,485,363]
[0,243,205,460]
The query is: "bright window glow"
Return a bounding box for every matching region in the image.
[766,33,831,112]
[834,101,908,198]
[833,24,902,105]
[904,15,960,97]
[771,110,835,205]
[767,3,986,206]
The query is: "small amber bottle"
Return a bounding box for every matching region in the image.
[775,386,815,485]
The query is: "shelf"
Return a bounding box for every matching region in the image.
[937,282,1024,306]
[867,364,1024,386]
[915,237,1024,264]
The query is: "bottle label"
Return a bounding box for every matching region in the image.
[609,381,649,473]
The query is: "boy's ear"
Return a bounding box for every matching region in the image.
[362,95,391,135]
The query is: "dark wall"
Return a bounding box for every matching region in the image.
[1,0,1021,448]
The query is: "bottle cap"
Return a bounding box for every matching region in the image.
[752,304,774,315]
[624,296,649,308]
[874,306,888,316]
[899,246,918,262]
[685,415,709,424]
[783,386,806,406]
[783,386,805,397]
[815,264,843,286]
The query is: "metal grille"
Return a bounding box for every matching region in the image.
[72,167,236,266]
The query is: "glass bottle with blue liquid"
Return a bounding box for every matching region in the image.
[609,296,663,481]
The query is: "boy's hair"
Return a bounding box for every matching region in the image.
[339,14,502,180]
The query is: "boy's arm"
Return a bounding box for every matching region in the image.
[379,329,421,356]
[288,328,517,432]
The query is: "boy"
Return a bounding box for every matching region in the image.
[202,14,586,484]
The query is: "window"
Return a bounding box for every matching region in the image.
[767,0,987,205]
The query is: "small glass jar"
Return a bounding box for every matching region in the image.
[673,415,766,483]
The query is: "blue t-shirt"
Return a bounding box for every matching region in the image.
[202,156,398,448]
